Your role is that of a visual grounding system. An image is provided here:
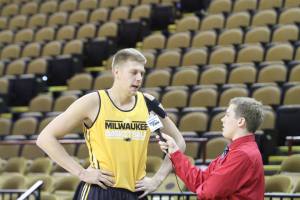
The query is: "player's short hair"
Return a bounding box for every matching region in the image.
[112,48,146,68]
[230,97,264,133]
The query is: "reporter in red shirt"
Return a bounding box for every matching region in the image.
[159,97,265,200]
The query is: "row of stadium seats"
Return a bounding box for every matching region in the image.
[0,0,170,17]
[143,24,300,49]
[0,65,299,107]
[0,4,151,31]
[170,8,300,32]
[1,153,299,175]
[0,172,300,200]
[5,18,300,49]
[0,173,80,200]
[0,142,88,160]
[0,102,297,139]
[13,81,297,109]
[0,39,84,62]
[1,59,300,86]
[0,172,299,200]
[1,60,299,100]
[2,43,300,77]
[0,112,80,138]
[0,155,165,174]
[3,41,300,71]
[94,63,300,88]
[142,63,300,84]
[0,134,272,163]
[265,174,300,193]
[1,6,300,41]
[144,83,300,107]
[144,65,299,86]
[0,21,119,44]
[0,154,299,192]
[207,0,300,14]
[0,0,298,18]
[1,7,300,44]
[0,137,203,160]
[140,43,300,67]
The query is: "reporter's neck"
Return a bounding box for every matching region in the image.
[232,130,252,141]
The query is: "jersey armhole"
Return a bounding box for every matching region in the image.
[142,93,152,114]
[84,91,101,129]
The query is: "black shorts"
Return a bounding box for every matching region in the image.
[73,181,148,200]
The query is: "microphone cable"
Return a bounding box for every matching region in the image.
[171,159,183,193]
[157,130,183,193]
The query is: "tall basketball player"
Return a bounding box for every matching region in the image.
[37,48,186,200]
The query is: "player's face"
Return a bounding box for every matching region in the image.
[117,60,145,95]
[221,104,239,140]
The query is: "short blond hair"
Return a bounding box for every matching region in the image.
[112,48,146,68]
[230,97,264,133]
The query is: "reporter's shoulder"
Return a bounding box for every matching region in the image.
[230,148,252,162]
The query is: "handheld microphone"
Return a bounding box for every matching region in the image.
[146,112,166,142]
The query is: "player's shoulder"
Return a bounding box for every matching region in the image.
[79,90,101,105]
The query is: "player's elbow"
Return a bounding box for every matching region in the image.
[36,134,43,149]
[36,131,48,149]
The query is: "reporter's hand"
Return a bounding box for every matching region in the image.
[79,166,115,189]
[157,133,179,154]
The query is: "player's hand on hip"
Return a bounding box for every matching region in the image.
[157,133,179,154]
[79,166,115,189]
[135,176,160,199]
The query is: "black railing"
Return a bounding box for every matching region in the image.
[286,136,300,154]
[0,189,24,200]
[264,193,300,200]
[149,192,196,199]
[148,192,300,200]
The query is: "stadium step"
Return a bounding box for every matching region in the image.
[278,146,300,154]
[268,155,288,165]
[264,165,281,176]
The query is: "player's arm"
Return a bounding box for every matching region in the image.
[144,92,185,147]
[136,93,186,195]
[143,93,186,151]
[147,94,186,180]
[36,92,114,188]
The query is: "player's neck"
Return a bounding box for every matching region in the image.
[108,87,134,106]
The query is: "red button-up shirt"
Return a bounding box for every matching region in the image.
[170,134,264,200]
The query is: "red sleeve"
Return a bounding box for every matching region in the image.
[170,150,217,193]
[170,150,251,199]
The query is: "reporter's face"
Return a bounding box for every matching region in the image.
[115,60,145,95]
[221,104,239,139]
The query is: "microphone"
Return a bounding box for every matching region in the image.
[146,112,166,142]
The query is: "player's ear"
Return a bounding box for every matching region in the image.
[112,66,119,79]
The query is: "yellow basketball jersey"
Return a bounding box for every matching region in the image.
[84,90,151,191]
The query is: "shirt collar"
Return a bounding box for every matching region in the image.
[228,134,255,150]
